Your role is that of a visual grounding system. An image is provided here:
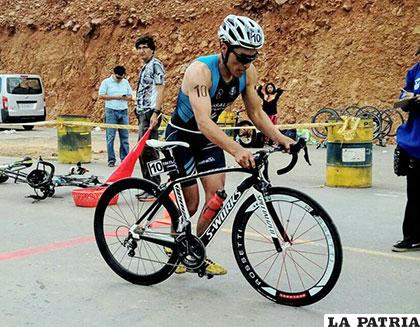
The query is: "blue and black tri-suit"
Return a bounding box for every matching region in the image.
[165,55,246,185]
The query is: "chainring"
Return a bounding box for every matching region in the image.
[176,234,206,269]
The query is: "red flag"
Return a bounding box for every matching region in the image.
[106,128,152,183]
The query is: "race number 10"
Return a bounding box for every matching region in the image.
[147,160,164,176]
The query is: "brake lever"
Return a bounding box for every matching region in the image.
[303,145,312,166]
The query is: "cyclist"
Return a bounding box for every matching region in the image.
[165,15,296,275]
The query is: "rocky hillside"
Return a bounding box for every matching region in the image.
[0,0,419,124]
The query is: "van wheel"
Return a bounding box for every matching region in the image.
[23,125,34,131]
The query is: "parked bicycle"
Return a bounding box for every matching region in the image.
[311,105,407,146]
[94,138,343,306]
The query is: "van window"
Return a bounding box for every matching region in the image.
[7,77,42,95]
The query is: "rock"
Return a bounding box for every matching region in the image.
[342,2,352,12]
[392,7,404,17]
[24,18,37,30]
[64,20,74,29]
[199,40,208,48]
[91,18,102,26]
[414,26,420,34]
[7,24,16,35]
[80,22,94,37]
[174,44,183,54]
[72,24,80,32]
[274,0,289,5]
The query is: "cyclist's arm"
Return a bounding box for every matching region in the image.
[183,62,252,166]
[242,65,295,150]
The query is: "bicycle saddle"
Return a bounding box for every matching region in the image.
[19,157,33,168]
[146,139,190,149]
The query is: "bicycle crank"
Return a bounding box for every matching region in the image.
[175,234,206,270]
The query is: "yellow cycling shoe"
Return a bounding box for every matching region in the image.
[174,264,187,274]
[204,258,227,275]
[164,247,187,274]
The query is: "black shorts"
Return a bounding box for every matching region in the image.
[165,124,226,186]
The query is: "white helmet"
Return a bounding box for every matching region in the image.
[218,15,265,49]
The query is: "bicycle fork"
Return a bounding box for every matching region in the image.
[254,190,292,252]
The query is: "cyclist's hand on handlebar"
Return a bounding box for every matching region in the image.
[234,148,255,169]
[276,135,296,154]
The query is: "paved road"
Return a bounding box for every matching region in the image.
[0,128,418,326]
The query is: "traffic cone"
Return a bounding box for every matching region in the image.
[150,192,176,228]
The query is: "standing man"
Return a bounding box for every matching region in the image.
[393,48,420,252]
[98,66,133,167]
[165,15,295,275]
[135,35,166,193]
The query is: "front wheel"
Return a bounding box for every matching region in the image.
[94,178,180,285]
[232,187,342,306]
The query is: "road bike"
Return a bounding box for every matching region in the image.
[94,138,343,306]
[26,160,103,200]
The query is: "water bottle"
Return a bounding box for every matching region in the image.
[202,189,227,221]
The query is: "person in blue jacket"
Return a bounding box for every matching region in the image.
[393,48,420,252]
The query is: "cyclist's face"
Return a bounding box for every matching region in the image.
[224,46,258,78]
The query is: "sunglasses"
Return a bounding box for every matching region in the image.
[232,50,258,64]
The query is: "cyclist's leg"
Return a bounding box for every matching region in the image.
[165,125,200,216]
[197,173,226,236]
[196,145,227,275]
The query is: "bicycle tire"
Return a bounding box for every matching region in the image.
[94,177,180,285]
[0,173,9,183]
[310,108,340,140]
[384,108,405,137]
[355,106,382,140]
[342,105,360,117]
[379,110,392,138]
[232,187,342,306]
[235,120,256,148]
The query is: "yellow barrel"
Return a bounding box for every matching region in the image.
[57,115,91,164]
[217,111,236,138]
[325,119,373,188]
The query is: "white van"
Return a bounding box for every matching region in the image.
[0,74,46,130]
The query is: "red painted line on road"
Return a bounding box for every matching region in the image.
[0,235,96,262]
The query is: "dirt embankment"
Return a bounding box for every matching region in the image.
[0,0,419,125]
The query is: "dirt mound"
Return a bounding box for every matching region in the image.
[0,0,419,124]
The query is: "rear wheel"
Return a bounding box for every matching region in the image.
[232,187,342,306]
[311,108,341,139]
[94,178,180,285]
[235,120,256,148]
[0,174,9,183]
[23,125,34,131]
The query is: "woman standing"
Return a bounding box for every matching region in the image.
[256,82,283,125]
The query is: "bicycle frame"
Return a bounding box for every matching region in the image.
[130,163,281,249]
[0,158,32,183]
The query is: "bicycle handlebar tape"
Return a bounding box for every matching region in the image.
[326,118,373,188]
[57,115,92,164]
